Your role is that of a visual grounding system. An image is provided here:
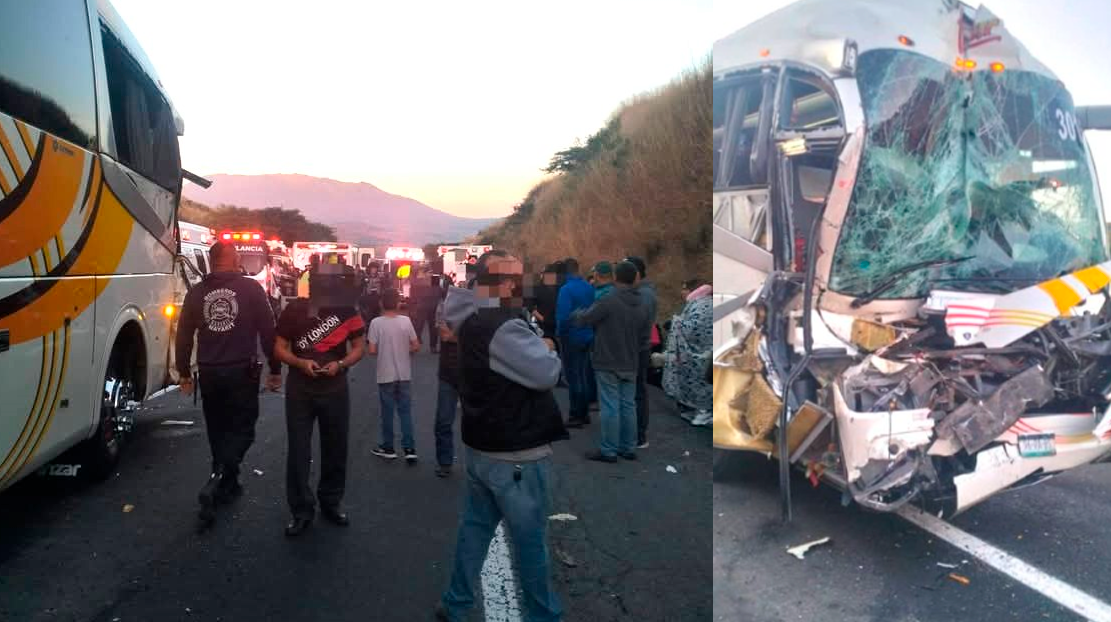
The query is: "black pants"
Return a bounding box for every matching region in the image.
[411,305,439,350]
[636,349,650,444]
[198,365,260,480]
[285,383,350,519]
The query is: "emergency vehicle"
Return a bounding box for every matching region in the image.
[290,241,356,272]
[713,0,1111,518]
[0,0,197,489]
[218,231,286,315]
[178,221,215,289]
[437,244,493,286]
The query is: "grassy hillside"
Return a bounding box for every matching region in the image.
[478,61,711,317]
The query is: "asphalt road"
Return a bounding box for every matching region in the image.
[0,350,711,622]
[713,450,1111,622]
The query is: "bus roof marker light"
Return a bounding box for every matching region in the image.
[897,35,914,47]
[759,48,770,57]
[990,62,1005,73]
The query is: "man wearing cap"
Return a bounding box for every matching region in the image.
[176,241,283,529]
[592,261,615,300]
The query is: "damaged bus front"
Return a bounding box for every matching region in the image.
[713,0,1111,516]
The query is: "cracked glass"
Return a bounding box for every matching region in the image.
[830,50,1106,298]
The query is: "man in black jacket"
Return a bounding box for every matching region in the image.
[175,241,282,528]
[436,251,566,622]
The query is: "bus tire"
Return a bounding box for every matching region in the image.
[81,349,138,479]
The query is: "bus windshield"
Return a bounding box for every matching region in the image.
[830,50,1106,298]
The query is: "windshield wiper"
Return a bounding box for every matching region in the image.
[850,256,974,308]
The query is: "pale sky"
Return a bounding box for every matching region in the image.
[111,0,714,218]
[712,0,1111,221]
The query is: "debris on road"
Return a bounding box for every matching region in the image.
[122,504,135,513]
[787,537,831,560]
[162,420,194,426]
[683,451,691,457]
[253,469,264,476]
[554,548,578,568]
[948,573,971,586]
[666,465,678,474]
[548,513,578,522]
[936,562,959,569]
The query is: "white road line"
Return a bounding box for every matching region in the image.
[898,505,1111,622]
[481,521,523,622]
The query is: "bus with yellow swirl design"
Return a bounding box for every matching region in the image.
[0,1,191,489]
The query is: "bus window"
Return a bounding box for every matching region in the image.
[779,74,840,131]
[0,1,97,149]
[714,77,768,189]
[101,27,181,196]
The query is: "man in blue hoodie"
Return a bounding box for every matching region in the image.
[556,258,595,428]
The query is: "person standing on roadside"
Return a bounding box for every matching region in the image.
[572,261,650,463]
[433,288,461,478]
[368,288,421,462]
[274,262,365,536]
[175,241,283,529]
[555,258,594,428]
[592,261,615,300]
[410,266,441,353]
[622,256,657,449]
[436,251,567,622]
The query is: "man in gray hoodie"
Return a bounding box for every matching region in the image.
[436,251,567,622]
[623,256,657,448]
[572,261,651,462]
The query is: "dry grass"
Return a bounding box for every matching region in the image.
[480,61,711,318]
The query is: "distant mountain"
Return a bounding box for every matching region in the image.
[182,173,497,246]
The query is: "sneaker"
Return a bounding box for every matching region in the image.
[404,448,418,462]
[372,445,398,459]
[435,464,452,478]
[215,480,243,505]
[585,450,618,463]
[198,471,223,508]
[637,440,649,449]
[566,418,588,429]
[691,410,713,426]
[619,452,638,461]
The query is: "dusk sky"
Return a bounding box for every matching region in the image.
[714,0,1111,220]
[112,0,714,218]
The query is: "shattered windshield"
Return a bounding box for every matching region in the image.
[830,50,1106,298]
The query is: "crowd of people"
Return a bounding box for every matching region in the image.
[174,241,710,621]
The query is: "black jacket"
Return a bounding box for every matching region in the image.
[452,302,567,452]
[176,272,279,376]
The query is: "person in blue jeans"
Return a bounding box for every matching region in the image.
[555,258,595,428]
[572,261,650,462]
[435,251,568,622]
[433,293,462,477]
[366,288,421,461]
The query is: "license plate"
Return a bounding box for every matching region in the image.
[1018,432,1056,458]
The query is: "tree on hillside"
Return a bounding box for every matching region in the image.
[543,117,627,175]
[178,199,336,244]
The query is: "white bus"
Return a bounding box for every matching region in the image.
[713,0,1111,516]
[0,0,191,489]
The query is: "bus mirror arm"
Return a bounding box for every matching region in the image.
[1075,106,1111,132]
[182,169,212,189]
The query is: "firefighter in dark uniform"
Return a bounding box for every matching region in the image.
[274,261,365,536]
[175,241,283,529]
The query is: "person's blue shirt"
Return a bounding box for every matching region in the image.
[556,275,594,346]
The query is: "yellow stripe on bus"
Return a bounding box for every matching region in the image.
[0,330,56,482]
[1073,265,1111,293]
[14,120,35,158]
[1039,279,1083,315]
[8,324,71,485]
[2,185,132,346]
[0,123,25,179]
[0,143,87,268]
[0,335,49,481]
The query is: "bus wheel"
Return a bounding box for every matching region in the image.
[82,365,137,479]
